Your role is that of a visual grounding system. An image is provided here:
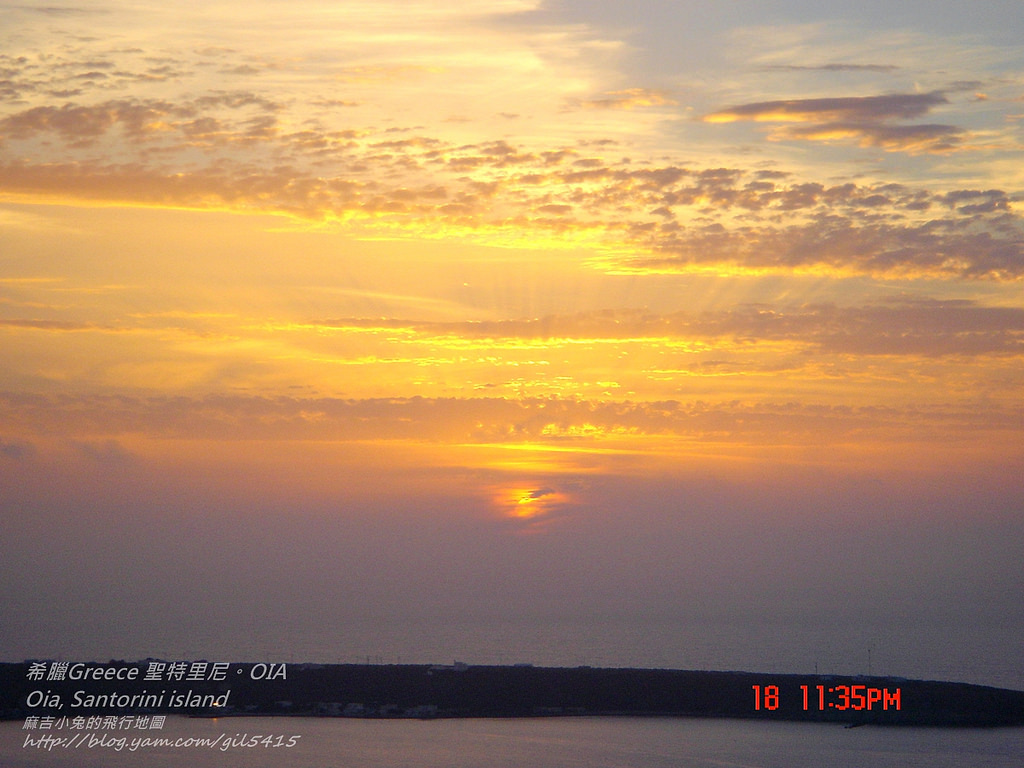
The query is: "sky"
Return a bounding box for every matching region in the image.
[1,1,1023,685]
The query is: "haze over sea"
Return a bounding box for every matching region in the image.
[10,612,1021,692]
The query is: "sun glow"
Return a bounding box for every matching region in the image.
[494,485,571,520]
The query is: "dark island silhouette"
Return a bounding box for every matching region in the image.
[4,661,1024,727]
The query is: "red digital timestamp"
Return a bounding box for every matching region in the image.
[752,684,901,712]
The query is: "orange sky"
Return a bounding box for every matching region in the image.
[1,0,1023,679]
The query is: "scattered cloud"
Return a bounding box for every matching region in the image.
[762,63,900,73]
[703,91,971,154]
[629,210,1024,280]
[0,319,102,331]
[2,13,1020,283]
[9,5,104,16]
[705,91,948,123]
[571,88,675,110]
[3,148,1021,280]
[0,438,34,460]
[770,121,965,153]
[1,391,1018,453]
[318,299,1024,357]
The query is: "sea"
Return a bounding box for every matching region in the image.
[4,714,1023,768]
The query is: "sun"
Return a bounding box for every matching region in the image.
[495,486,569,520]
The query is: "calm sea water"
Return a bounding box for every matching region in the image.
[4,715,1023,768]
